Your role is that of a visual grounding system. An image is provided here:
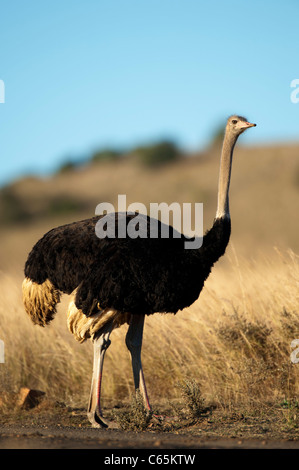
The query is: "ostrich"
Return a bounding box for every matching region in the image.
[22,115,256,428]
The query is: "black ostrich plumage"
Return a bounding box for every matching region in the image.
[24,212,231,317]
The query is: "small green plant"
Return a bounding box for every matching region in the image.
[114,389,153,431]
[177,379,206,420]
[280,398,298,428]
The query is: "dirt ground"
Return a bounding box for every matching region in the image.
[1,400,299,450]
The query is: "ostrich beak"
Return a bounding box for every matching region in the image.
[244,122,256,128]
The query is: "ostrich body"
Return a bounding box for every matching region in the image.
[22,115,255,427]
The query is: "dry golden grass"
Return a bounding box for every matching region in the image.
[0,247,298,415]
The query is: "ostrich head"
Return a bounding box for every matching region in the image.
[226,115,256,137]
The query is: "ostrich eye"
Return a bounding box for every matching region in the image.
[231,119,238,124]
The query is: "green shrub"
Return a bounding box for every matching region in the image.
[133,140,180,167]
[46,196,83,216]
[57,160,78,174]
[0,187,31,224]
[91,149,122,163]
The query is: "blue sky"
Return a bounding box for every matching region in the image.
[0,0,298,185]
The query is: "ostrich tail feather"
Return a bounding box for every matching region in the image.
[22,277,61,326]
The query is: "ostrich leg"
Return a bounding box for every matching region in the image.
[87,320,114,428]
[125,314,151,410]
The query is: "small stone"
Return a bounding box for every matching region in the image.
[17,387,45,409]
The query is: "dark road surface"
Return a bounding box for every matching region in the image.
[1,424,299,449]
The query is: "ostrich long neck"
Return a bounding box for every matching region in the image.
[215,131,238,220]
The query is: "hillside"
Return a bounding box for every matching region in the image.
[0,141,298,274]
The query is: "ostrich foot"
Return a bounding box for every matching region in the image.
[87,411,119,429]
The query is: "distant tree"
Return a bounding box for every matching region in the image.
[91,149,122,163]
[209,125,225,148]
[132,140,180,167]
[47,196,84,216]
[57,160,77,174]
[0,186,31,224]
